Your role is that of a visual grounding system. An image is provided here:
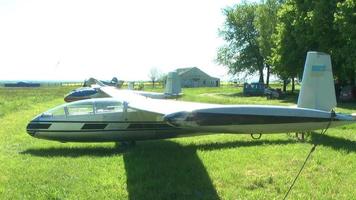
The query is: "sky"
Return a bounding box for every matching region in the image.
[0,0,248,81]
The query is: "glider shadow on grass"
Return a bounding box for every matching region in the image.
[21,133,356,157]
[123,141,220,200]
[309,132,356,153]
[21,139,298,158]
[21,135,355,200]
[21,146,124,157]
[21,139,299,200]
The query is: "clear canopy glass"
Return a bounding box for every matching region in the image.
[44,98,123,117]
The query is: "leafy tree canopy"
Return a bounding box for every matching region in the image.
[217,3,265,83]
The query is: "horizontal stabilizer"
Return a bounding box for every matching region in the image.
[352,113,356,121]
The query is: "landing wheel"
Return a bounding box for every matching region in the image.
[251,133,262,140]
[295,132,306,141]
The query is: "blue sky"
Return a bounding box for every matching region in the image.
[0,0,254,81]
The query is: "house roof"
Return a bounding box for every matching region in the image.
[176,67,194,75]
[175,67,219,80]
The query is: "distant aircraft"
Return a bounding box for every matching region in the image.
[63,77,119,102]
[64,72,182,102]
[27,52,356,145]
[83,77,123,88]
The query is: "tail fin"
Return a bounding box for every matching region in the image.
[85,78,105,87]
[110,77,123,88]
[164,72,181,96]
[128,82,135,90]
[297,51,336,111]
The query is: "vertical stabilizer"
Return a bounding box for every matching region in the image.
[85,78,105,87]
[165,72,181,96]
[297,51,336,111]
[128,82,135,90]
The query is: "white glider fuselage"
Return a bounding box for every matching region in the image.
[26,98,355,142]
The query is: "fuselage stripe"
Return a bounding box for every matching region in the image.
[29,128,179,133]
[31,120,164,123]
[81,123,108,129]
[189,113,335,126]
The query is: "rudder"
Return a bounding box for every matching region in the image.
[164,72,181,96]
[297,51,336,111]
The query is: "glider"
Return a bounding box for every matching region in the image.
[26,52,356,143]
[64,72,182,102]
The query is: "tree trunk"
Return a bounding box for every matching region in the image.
[283,79,287,92]
[291,77,295,94]
[266,64,270,87]
[152,80,155,88]
[258,68,264,84]
[352,70,356,86]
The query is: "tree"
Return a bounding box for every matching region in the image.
[254,0,280,87]
[271,0,343,92]
[270,1,302,93]
[148,67,162,88]
[219,0,356,89]
[217,3,265,83]
[158,73,167,88]
[334,0,356,85]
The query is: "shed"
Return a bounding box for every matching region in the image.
[176,67,220,88]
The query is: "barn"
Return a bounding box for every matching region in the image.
[176,67,220,88]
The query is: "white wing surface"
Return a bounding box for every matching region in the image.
[100,86,221,115]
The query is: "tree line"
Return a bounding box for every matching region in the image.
[217,0,356,92]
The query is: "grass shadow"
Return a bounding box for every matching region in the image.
[192,139,298,151]
[336,102,356,110]
[218,92,244,97]
[21,146,123,157]
[123,140,220,200]
[205,90,356,110]
[279,93,298,104]
[217,91,299,104]
[310,132,356,153]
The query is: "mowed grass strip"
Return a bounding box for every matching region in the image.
[0,86,355,199]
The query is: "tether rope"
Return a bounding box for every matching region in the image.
[282,110,335,200]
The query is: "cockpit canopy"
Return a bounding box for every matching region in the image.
[43,98,123,118]
[35,97,161,122]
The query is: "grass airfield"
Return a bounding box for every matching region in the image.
[0,86,355,200]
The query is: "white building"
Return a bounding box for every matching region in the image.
[176,67,220,88]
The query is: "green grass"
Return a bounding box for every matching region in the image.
[0,86,355,199]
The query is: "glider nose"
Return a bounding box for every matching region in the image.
[64,91,79,102]
[63,94,72,102]
[26,122,36,136]
[64,87,99,102]
[26,114,51,137]
[26,118,38,137]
